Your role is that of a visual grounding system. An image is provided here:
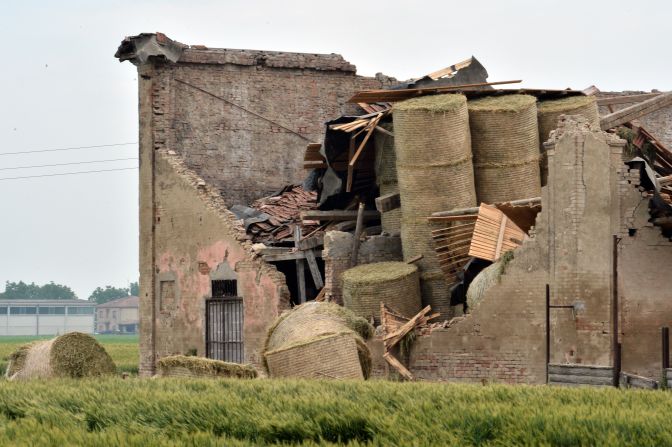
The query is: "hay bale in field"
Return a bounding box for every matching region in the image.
[393,94,477,319]
[263,301,373,379]
[537,96,600,185]
[468,94,541,204]
[342,262,421,324]
[6,332,116,380]
[157,355,257,379]
[375,123,401,233]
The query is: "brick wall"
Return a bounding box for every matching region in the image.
[152,47,387,206]
[617,167,672,379]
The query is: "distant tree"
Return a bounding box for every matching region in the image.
[129,281,139,296]
[88,286,130,305]
[0,281,77,300]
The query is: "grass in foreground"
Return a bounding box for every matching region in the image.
[0,334,138,375]
[0,378,671,446]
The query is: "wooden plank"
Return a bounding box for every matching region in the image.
[305,249,324,290]
[262,250,323,262]
[431,197,541,217]
[547,364,614,377]
[351,203,365,265]
[383,352,414,381]
[548,374,613,386]
[298,234,324,250]
[301,210,380,222]
[596,93,660,106]
[375,192,401,213]
[494,215,508,259]
[384,306,433,347]
[294,226,306,304]
[600,92,672,130]
[427,57,473,80]
[620,372,659,389]
[427,215,478,222]
[348,80,523,103]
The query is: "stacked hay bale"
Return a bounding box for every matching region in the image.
[374,122,401,233]
[157,355,257,379]
[468,94,541,204]
[263,302,374,379]
[394,94,477,318]
[537,96,600,185]
[6,332,116,380]
[343,261,421,324]
[466,252,514,310]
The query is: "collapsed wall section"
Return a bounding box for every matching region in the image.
[123,34,391,207]
[618,168,672,379]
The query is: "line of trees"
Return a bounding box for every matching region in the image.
[0,281,139,305]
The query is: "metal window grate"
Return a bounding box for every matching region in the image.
[212,279,237,297]
[205,296,243,363]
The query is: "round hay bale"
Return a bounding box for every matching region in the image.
[263,302,374,379]
[537,96,600,185]
[393,94,477,318]
[342,262,421,323]
[157,355,257,379]
[468,94,541,204]
[466,252,514,309]
[6,332,116,380]
[375,122,401,233]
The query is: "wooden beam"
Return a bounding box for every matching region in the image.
[431,197,541,217]
[294,226,306,304]
[383,352,414,381]
[301,210,380,222]
[596,93,660,106]
[305,249,323,290]
[347,80,523,103]
[375,192,401,213]
[374,125,394,137]
[262,250,323,262]
[351,203,365,266]
[406,254,424,264]
[298,234,324,250]
[600,92,672,130]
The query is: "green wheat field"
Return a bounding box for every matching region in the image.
[0,336,671,446]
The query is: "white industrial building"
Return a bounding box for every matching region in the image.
[0,300,95,336]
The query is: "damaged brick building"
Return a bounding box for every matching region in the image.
[116,33,672,385]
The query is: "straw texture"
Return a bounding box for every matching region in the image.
[537,96,600,185]
[7,332,116,380]
[468,94,541,204]
[263,302,373,379]
[375,122,401,233]
[342,262,421,324]
[157,355,257,379]
[393,94,476,318]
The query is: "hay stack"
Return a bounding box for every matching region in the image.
[468,94,541,204]
[6,332,116,380]
[466,252,514,309]
[537,96,600,185]
[343,262,421,324]
[157,355,257,379]
[393,94,477,318]
[375,122,401,234]
[263,301,373,379]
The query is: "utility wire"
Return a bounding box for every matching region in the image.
[0,157,138,171]
[0,142,137,156]
[0,167,137,181]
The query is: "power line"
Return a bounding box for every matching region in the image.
[0,167,138,181]
[0,157,138,171]
[0,142,138,156]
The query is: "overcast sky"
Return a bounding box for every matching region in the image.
[1,0,670,299]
